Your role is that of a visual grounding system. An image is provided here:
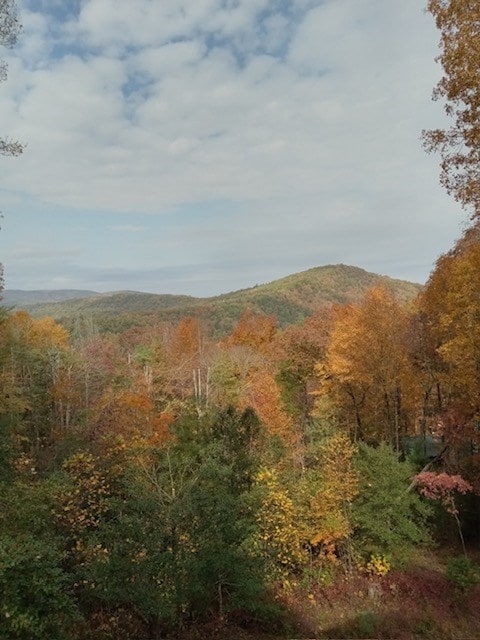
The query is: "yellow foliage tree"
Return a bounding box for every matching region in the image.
[252,467,304,581]
[295,432,358,562]
[322,288,419,448]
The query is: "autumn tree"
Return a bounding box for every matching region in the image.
[322,288,419,447]
[225,309,275,354]
[166,317,212,410]
[252,467,304,581]
[273,307,333,425]
[418,236,480,491]
[72,332,120,426]
[424,242,480,406]
[295,431,358,563]
[219,310,301,449]
[3,312,70,457]
[423,0,480,216]
[415,471,472,555]
[244,368,299,451]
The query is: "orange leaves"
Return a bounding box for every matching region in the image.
[245,369,299,449]
[418,234,480,490]
[328,288,410,388]
[322,287,417,444]
[225,309,275,353]
[419,238,480,413]
[94,390,174,445]
[168,316,202,362]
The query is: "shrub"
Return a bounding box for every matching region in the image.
[445,555,480,591]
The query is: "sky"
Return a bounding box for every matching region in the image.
[0,0,470,297]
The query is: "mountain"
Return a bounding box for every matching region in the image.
[1,289,99,307]
[2,264,422,334]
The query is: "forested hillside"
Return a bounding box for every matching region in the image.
[1,235,480,639]
[3,264,421,335]
[1,289,99,306]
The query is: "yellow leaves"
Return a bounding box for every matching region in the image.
[7,311,69,350]
[318,432,359,504]
[12,453,36,476]
[252,467,304,579]
[55,452,110,536]
[420,239,480,404]
[366,554,391,577]
[253,433,359,574]
[295,432,358,560]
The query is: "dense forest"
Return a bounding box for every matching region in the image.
[2,224,480,639]
[1,263,421,336]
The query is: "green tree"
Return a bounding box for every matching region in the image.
[69,408,269,634]
[165,407,266,622]
[0,476,80,639]
[352,443,431,565]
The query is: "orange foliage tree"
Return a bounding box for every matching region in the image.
[321,288,420,447]
[418,236,480,488]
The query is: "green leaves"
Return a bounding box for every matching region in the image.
[0,536,76,640]
[352,443,431,564]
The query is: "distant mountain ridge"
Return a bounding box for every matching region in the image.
[2,264,422,334]
[1,289,99,307]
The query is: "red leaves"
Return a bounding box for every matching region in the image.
[414,471,473,514]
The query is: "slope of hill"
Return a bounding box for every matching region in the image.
[5,264,422,334]
[14,291,200,316]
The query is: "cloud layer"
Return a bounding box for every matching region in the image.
[0,0,466,295]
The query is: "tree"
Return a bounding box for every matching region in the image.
[296,431,358,563]
[323,288,418,447]
[414,471,472,555]
[422,0,480,217]
[417,232,480,499]
[352,443,431,565]
[225,309,276,354]
[0,0,23,157]
[166,317,211,409]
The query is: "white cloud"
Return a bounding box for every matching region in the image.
[0,0,466,294]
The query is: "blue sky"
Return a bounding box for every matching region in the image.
[0,0,468,296]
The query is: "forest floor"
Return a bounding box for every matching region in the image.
[173,548,480,640]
